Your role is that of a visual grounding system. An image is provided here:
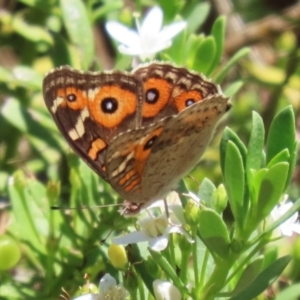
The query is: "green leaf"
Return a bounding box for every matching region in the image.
[249,168,268,207]
[275,283,300,300]
[149,248,189,294]
[229,256,291,300]
[224,141,245,227]
[92,2,123,22]
[129,244,155,295]
[186,2,210,34]
[197,178,216,207]
[163,29,187,65]
[224,81,244,97]
[267,149,290,168]
[186,34,205,69]
[157,0,185,21]
[220,127,247,176]
[8,171,47,255]
[193,37,216,74]
[256,162,289,220]
[2,97,64,164]
[266,106,295,164]
[246,111,265,172]
[198,209,230,258]
[12,16,53,44]
[207,16,226,76]
[232,256,264,295]
[266,106,296,191]
[60,0,94,69]
[215,48,250,83]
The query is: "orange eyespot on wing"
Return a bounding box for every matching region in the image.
[88,85,138,128]
[142,78,172,118]
[173,90,203,112]
[49,87,88,113]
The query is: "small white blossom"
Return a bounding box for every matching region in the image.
[105,6,186,60]
[72,274,128,300]
[112,193,193,251]
[73,295,100,300]
[99,274,129,300]
[153,279,181,300]
[271,199,300,237]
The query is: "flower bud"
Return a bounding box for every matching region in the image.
[108,244,128,271]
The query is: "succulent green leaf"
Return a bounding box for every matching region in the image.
[267,149,290,168]
[193,37,216,74]
[256,162,289,221]
[60,0,94,69]
[246,111,265,172]
[185,2,210,34]
[275,283,300,300]
[220,127,247,176]
[224,141,245,227]
[224,81,244,97]
[198,209,230,258]
[229,256,291,300]
[232,256,264,295]
[266,106,295,161]
[215,48,250,83]
[198,178,216,208]
[207,16,226,76]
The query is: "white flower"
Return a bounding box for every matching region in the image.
[72,295,100,300]
[105,6,186,60]
[153,279,181,300]
[271,199,300,236]
[112,193,193,251]
[98,274,129,300]
[72,274,128,300]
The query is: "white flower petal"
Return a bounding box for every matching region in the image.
[158,21,187,42]
[105,21,140,47]
[146,199,165,210]
[149,236,169,251]
[271,201,300,237]
[118,45,143,56]
[99,274,116,295]
[72,294,100,300]
[140,6,163,36]
[112,231,150,245]
[164,225,194,243]
[153,280,181,300]
[186,191,201,203]
[291,223,300,234]
[280,225,293,237]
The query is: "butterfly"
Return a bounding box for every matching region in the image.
[43,62,230,213]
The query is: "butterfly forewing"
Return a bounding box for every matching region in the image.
[133,62,222,125]
[43,66,144,180]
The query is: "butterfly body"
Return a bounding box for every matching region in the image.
[43,62,230,212]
